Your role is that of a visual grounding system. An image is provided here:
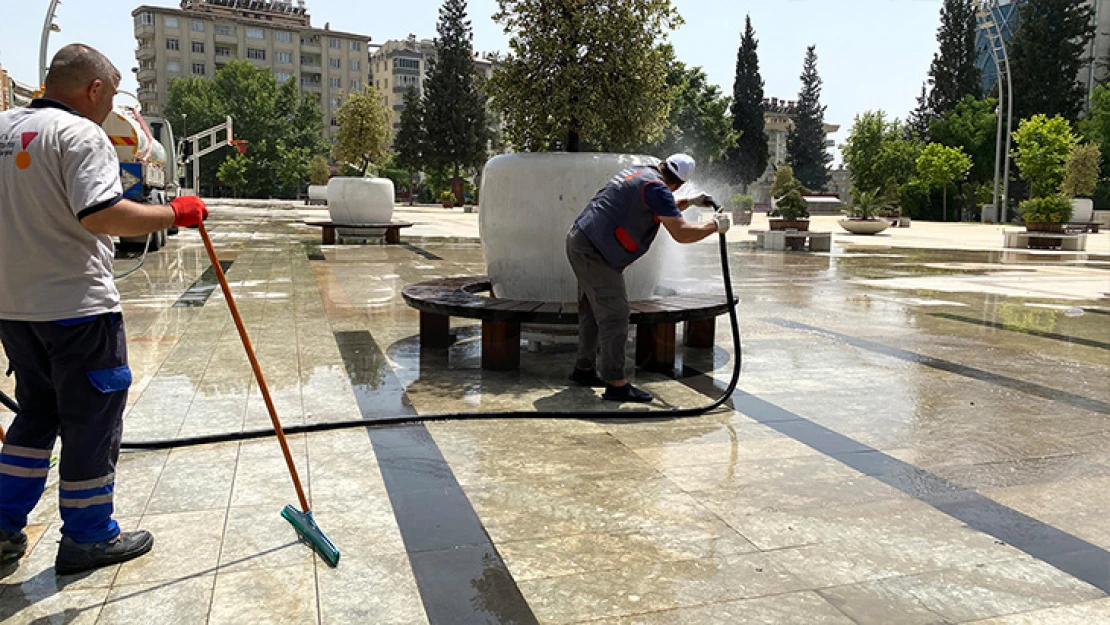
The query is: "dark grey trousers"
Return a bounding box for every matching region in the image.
[566,226,630,381]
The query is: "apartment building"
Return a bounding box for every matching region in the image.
[369,35,495,133]
[132,0,370,137]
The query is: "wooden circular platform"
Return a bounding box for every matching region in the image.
[402,276,735,371]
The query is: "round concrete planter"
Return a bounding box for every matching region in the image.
[1071,197,1094,223]
[480,152,664,301]
[307,185,328,203]
[838,218,890,235]
[327,177,394,224]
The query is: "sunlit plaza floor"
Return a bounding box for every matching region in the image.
[1,202,1108,624]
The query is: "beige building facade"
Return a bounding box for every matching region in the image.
[370,35,494,134]
[749,96,840,207]
[132,0,370,137]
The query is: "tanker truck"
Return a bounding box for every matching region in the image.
[101,105,178,251]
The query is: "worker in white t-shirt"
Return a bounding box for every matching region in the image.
[0,43,207,575]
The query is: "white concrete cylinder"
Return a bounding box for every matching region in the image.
[327,177,394,224]
[480,152,666,302]
[1071,198,1094,223]
[308,185,328,202]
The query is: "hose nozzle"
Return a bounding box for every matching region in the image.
[707,200,722,212]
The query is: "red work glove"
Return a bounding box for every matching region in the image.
[170,196,209,228]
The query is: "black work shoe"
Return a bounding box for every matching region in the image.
[569,368,607,387]
[0,527,27,562]
[55,530,154,575]
[602,383,653,403]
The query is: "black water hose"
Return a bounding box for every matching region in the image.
[3,215,741,451]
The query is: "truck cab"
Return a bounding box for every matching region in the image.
[101,107,177,251]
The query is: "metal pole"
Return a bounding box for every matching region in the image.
[979,2,1005,223]
[38,0,62,86]
[999,28,1014,222]
[192,138,200,197]
[991,100,1003,223]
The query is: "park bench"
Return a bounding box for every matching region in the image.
[302,220,413,245]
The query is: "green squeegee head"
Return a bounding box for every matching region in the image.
[281,505,340,567]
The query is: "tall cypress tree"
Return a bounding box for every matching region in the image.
[927,0,981,116]
[1009,0,1095,123]
[394,87,426,176]
[786,46,831,191]
[907,82,932,141]
[422,0,489,180]
[726,15,769,189]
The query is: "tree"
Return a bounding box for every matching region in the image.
[333,86,392,176]
[927,0,981,116]
[217,153,248,197]
[906,83,932,141]
[309,155,330,186]
[929,95,998,211]
[1060,143,1101,198]
[842,111,903,193]
[489,0,682,152]
[916,142,972,220]
[1009,0,1095,123]
[786,46,831,191]
[726,15,769,188]
[1012,114,1078,198]
[394,87,426,176]
[639,56,736,165]
[1079,84,1110,207]
[423,0,490,182]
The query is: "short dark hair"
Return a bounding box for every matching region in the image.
[44,44,119,93]
[659,161,683,186]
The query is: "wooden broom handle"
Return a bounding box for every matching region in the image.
[197,222,310,513]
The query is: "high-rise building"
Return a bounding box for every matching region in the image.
[975,0,1110,107]
[369,35,495,135]
[132,1,370,137]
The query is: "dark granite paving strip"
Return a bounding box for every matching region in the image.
[678,370,1110,593]
[333,331,538,625]
[930,312,1110,351]
[764,317,1110,415]
[402,243,443,261]
[1084,308,1110,317]
[171,261,233,308]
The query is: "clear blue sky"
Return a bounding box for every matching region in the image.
[0,0,944,161]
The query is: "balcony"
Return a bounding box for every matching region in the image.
[137,87,158,102]
[134,23,154,39]
[136,45,156,61]
[137,68,157,82]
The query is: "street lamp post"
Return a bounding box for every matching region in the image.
[38,0,62,86]
[977,1,1015,223]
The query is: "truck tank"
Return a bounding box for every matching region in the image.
[101,106,166,193]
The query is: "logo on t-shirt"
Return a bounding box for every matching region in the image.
[15,132,38,170]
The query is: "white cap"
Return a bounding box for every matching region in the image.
[665,153,696,183]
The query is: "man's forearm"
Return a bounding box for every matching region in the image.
[80,199,175,237]
[673,221,718,243]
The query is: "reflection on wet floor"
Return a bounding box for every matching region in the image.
[2,208,1109,624]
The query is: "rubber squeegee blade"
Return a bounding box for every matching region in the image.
[281,504,340,567]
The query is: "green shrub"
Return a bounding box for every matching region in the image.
[729,194,755,211]
[772,189,810,221]
[440,190,455,203]
[1060,143,1101,198]
[1018,194,1073,224]
[847,188,887,220]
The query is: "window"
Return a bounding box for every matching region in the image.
[275,31,292,43]
[135,12,153,26]
[215,45,231,58]
[167,61,182,74]
[166,39,180,51]
[276,51,292,64]
[329,38,339,49]
[275,72,292,83]
[301,55,319,66]
[246,27,264,39]
[350,60,360,71]
[191,41,205,53]
[214,24,232,36]
[350,41,361,51]
[164,16,178,28]
[300,35,318,46]
[192,63,206,75]
[383,79,388,90]
[350,79,361,90]
[191,20,205,32]
[393,57,420,71]
[331,96,341,108]
[330,77,341,88]
[247,48,266,60]
[330,117,337,127]
[328,58,339,69]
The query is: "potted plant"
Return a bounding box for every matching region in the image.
[1018,194,1072,233]
[768,165,810,231]
[729,193,755,226]
[1060,143,1100,228]
[838,188,891,234]
[440,190,455,209]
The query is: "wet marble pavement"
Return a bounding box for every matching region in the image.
[0,205,1108,624]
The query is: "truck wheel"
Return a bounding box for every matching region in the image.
[167,226,179,236]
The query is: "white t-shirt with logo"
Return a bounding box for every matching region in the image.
[0,99,123,322]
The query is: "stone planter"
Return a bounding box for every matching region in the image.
[480,152,665,301]
[838,218,890,235]
[769,219,809,231]
[307,185,328,205]
[327,177,394,224]
[1071,197,1094,224]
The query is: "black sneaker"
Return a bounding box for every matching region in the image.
[55,530,154,575]
[569,368,607,387]
[0,527,27,562]
[602,383,653,403]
